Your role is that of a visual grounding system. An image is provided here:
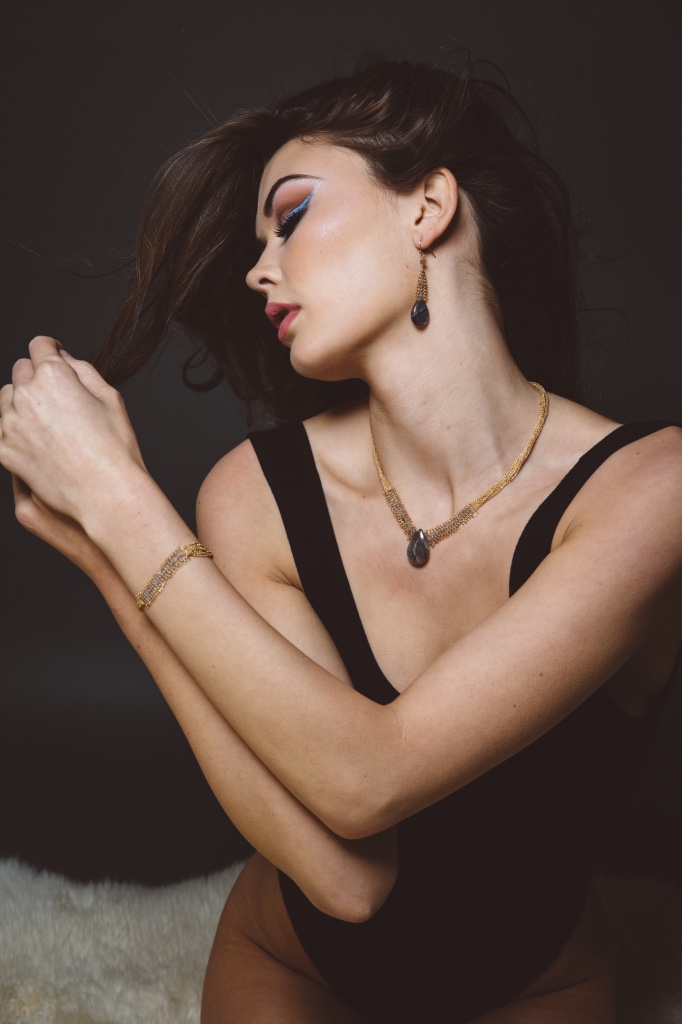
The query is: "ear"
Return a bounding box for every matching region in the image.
[409,168,459,250]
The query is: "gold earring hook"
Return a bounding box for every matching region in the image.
[418,241,437,259]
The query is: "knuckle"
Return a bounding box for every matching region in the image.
[101,381,123,406]
[35,359,63,381]
[14,500,34,526]
[11,383,27,406]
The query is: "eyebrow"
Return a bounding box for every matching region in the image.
[262,174,321,218]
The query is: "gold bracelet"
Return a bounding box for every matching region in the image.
[135,541,214,610]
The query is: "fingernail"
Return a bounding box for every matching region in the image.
[59,348,72,358]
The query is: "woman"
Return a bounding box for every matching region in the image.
[1,55,681,1023]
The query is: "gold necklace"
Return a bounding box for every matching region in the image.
[370,381,549,567]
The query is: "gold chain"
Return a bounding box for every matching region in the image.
[415,244,428,304]
[370,382,549,565]
[135,541,214,610]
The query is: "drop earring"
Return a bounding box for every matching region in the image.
[411,243,431,327]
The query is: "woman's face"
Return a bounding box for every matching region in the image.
[247,138,417,382]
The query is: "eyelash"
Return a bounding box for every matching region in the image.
[275,193,312,239]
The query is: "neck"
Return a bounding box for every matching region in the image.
[360,290,547,524]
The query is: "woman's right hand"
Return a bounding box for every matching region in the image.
[0,339,148,526]
[11,473,109,578]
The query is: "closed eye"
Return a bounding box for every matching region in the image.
[275,193,312,239]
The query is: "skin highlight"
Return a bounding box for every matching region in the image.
[249,139,559,512]
[1,137,681,1023]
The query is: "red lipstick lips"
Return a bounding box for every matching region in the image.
[265,302,300,343]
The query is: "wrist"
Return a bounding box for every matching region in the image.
[80,460,153,540]
[82,463,189,556]
[81,547,121,586]
[79,462,198,601]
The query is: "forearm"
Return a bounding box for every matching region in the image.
[82,467,400,837]
[87,552,397,920]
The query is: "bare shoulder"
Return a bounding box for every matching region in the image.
[196,436,298,589]
[633,423,682,500]
[605,420,682,470]
[195,434,354,683]
[557,423,682,629]
[565,422,682,533]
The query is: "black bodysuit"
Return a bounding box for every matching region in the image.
[247,419,680,1023]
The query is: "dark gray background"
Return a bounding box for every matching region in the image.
[1,0,680,883]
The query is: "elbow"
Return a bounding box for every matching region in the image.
[305,854,398,924]
[337,883,394,924]
[323,788,399,842]
[313,886,390,924]
[334,814,393,843]
[296,817,400,924]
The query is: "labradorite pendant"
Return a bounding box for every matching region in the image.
[407,529,430,567]
[410,299,429,328]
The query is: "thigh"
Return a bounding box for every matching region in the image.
[201,852,368,1024]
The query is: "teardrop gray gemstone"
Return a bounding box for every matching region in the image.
[411,299,429,328]
[407,529,430,567]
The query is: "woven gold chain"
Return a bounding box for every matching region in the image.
[135,541,214,610]
[370,382,549,560]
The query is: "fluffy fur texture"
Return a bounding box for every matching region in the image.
[0,860,680,1023]
[0,858,244,1024]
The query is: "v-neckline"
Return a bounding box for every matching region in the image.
[296,420,664,716]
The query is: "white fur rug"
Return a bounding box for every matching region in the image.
[0,859,244,1024]
[0,860,681,1023]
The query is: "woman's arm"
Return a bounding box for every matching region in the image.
[149,430,682,842]
[3,339,682,840]
[10,476,397,922]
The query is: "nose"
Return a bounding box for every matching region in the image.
[245,247,281,294]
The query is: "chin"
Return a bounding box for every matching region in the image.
[288,333,360,384]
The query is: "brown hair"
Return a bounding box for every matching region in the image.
[93,52,586,426]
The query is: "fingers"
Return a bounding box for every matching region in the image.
[11,473,30,503]
[18,337,114,403]
[27,335,63,367]
[57,349,115,401]
[12,358,34,387]
[0,381,13,423]
[11,473,36,530]
[12,472,60,519]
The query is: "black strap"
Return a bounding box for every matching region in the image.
[248,421,397,703]
[249,418,678,697]
[509,421,679,596]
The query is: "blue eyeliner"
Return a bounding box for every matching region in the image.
[275,192,313,237]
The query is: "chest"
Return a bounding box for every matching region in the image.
[298,478,557,694]
[282,469,681,715]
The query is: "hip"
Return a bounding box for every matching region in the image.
[214,852,616,1019]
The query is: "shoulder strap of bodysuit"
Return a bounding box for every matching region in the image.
[247,421,397,703]
[509,421,679,596]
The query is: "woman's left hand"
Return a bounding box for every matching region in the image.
[11,472,116,578]
[0,336,146,524]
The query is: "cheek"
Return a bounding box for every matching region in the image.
[289,248,412,383]
[303,214,408,318]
